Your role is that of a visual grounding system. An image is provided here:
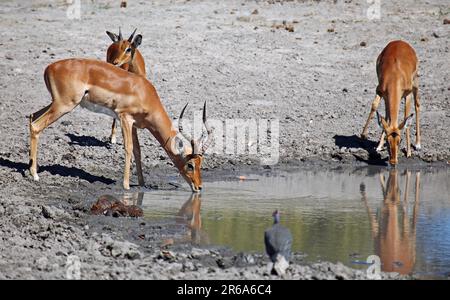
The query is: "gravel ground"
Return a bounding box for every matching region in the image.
[0,0,448,279]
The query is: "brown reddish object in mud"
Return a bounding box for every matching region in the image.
[120,1,127,8]
[90,195,115,215]
[444,19,450,25]
[91,195,143,218]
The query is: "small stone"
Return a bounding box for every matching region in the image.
[41,205,55,219]
[360,41,367,47]
[35,257,48,271]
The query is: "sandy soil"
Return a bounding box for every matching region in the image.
[0,0,448,279]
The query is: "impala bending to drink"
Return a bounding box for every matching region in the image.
[29,58,212,192]
[360,40,421,166]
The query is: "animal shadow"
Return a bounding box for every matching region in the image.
[66,133,110,148]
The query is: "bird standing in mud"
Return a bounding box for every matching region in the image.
[264,210,293,276]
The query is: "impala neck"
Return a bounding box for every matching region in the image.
[386,84,402,127]
[144,108,187,173]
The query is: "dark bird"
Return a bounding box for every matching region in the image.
[264,210,293,275]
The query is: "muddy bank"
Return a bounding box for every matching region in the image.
[0,0,449,279]
[0,162,428,280]
[0,168,411,280]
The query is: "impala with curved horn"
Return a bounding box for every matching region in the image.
[360,40,421,166]
[177,102,213,192]
[80,27,146,144]
[29,58,212,192]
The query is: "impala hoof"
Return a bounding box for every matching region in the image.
[376,146,384,153]
[360,133,368,140]
[110,136,117,144]
[32,173,40,181]
[414,143,421,151]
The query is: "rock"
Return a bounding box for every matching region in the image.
[102,238,142,260]
[251,9,259,15]
[41,205,68,219]
[233,252,256,267]
[190,248,210,258]
[360,41,367,47]
[158,250,176,261]
[444,19,450,25]
[35,257,48,271]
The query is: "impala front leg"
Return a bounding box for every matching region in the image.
[404,95,412,157]
[361,94,381,139]
[413,86,421,150]
[120,114,134,190]
[376,131,386,152]
[132,126,145,186]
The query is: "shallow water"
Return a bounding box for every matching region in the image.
[140,167,450,278]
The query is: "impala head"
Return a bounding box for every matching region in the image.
[106,28,142,67]
[377,111,414,166]
[178,102,213,193]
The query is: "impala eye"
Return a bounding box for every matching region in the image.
[187,163,194,172]
[126,48,131,53]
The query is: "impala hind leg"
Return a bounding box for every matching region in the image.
[110,119,117,144]
[413,86,421,150]
[404,94,412,157]
[29,102,75,181]
[132,127,145,186]
[361,94,381,139]
[120,115,134,190]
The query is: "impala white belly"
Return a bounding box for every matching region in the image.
[80,99,118,120]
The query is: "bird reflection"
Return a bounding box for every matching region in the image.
[361,169,420,274]
[176,193,209,245]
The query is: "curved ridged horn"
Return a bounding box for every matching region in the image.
[118,27,123,40]
[200,101,213,153]
[128,28,137,42]
[178,103,194,145]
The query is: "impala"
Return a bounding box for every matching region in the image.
[360,40,421,166]
[29,58,212,192]
[79,28,146,144]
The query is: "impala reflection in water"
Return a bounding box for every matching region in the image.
[361,170,419,275]
[141,167,450,279]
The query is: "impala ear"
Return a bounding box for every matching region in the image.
[132,34,142,48]
[376,111,389,131]
[174,136,185,155]
[106,31,119,42]
[399,113,414,130]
